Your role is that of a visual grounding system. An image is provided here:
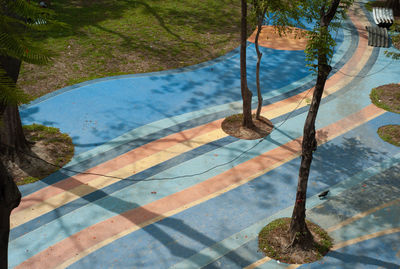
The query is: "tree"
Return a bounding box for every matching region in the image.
[251,0,304,120]
[1,1,55,267]
[0,0,52,159]
[288,0,353,248]
[252,1,267,120]
[0,160,21,268]
[240,0,256,129]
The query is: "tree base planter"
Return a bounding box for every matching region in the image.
[370,83,400,113]
[258,218,333,264]
[221,114,273,140]
[377,124,400,146]
[0,124,74,185]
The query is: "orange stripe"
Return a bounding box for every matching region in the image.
[16,104,385,269]
[14,119,223,213]
[14,11,370,215]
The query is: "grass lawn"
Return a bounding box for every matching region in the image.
[18,0,245,98]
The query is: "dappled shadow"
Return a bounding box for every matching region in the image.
[327,249,400,268]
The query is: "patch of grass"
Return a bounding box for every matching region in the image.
[23,123,60,134]
[365,0,386,11]
[370,84,400,113]
[18,0,246,98]
[17,176,40,186]
[258,218,333,264]
[224,113,244,123]
[12,123,75,185]
[377,125,400,146]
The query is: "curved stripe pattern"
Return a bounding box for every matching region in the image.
[9,1,400,268]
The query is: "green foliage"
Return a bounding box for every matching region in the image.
[249,0,307,35]
[0,67,30,105]
[250,0,354,73]
[0,0,55,64]
[22,123,60,134]
[305,26,337,71]
[0,0,62,105]
[17,176,39,185]
[303,0,354,72]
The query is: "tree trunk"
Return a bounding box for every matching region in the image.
[0,56,30,158]
[240,0,255,129]
[255,8,267,120]
[289,0,340,248]
[289,60,331,247]
[0,160,21,268]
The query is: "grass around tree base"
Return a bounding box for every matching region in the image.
[18,0,246,99]
[3,124,75,185]
[377,125,400,146]
[258,218,333,264]
[370,83,400,113]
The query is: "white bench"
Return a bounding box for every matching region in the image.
[372,7,394,27]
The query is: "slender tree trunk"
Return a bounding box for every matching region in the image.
[289,60,331,247]
[255,8,267,120]
[0,56,30,158]
[289,0,340,248]
[240,0,255,129]
[0,160,21,268]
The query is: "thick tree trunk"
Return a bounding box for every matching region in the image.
[289,0,340,248]
[0,161,21,268]
[0,56,30,158]
[240,0,255,129]
[255,8,267,120]
[0,104,30,157]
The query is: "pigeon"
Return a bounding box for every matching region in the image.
[318,190,329,199]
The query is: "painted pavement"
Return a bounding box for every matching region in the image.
[9,1,400,268]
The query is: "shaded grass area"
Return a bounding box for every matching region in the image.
[370,84,400,114]
[13,124,74,185]
[18,0,245,98]
[377,125,400,147]
[258,218,333,264]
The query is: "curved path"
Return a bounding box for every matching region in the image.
[9,1,400,268]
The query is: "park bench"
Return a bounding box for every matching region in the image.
[372,7,394,28]
[366,25,389,47]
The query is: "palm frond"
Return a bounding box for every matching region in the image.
[0,67,30,105]
[3,0,53,22]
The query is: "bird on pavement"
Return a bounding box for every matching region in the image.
[318,190,329,199]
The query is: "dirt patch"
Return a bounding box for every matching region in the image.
[248,26,309,51]
[258,218,333,264]
[221,114,273,140]
[377,124,400,146]
[370,83,400,113]
[1,124,74,185]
